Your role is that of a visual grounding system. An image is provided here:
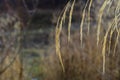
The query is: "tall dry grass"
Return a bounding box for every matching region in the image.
[42,0,120,80]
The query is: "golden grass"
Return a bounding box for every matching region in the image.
[68,0,75,42]
[97,0,108,46]
[102,22,112,74]
[45,29,119,80]
[79,0,89,47]
[55,1,71,72]
[87,0,93,35]
[54,0,120,79]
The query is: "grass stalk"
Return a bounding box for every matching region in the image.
[97,0,108,46]
[68,0,75,42]
[80,0,89,47]
[87,0,93,35]
[55,2,71,72]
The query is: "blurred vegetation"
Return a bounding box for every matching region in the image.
[0,0,120,80]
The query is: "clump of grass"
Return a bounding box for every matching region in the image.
[43,29,120,80]
[43,0,120,80]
